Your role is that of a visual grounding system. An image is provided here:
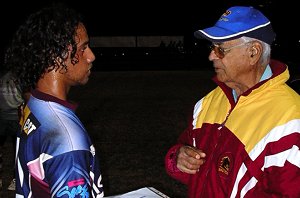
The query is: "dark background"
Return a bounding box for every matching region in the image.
[1,0,299,74]
[1,0,294,36]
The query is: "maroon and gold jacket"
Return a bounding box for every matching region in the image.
[165,60,300,197]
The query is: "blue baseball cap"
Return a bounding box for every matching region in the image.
[194,6,276,45]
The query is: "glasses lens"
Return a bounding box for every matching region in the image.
[210,45,224,59]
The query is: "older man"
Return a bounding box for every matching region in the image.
[165,6,300,197]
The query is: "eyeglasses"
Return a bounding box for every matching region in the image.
[209,42,250,59]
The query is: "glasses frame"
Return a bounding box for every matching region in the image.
[210,42,250,59]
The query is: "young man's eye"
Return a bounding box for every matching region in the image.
[81,46,88,52]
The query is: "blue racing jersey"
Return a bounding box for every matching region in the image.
[16,90,104,198]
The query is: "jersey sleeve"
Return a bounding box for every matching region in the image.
[43,150,104,197]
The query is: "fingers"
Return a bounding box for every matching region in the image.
[176,146,206,174]
[187,146,206,159]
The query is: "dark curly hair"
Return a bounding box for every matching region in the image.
[4,3,83,92]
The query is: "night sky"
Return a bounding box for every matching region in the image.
[1,1,299,67]
[1,1,296,36]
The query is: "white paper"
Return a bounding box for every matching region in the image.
[104,187,170,198]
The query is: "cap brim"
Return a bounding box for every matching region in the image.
[194,27,244,43]
[194,23,276,45]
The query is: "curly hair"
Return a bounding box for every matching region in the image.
[4,3,83,92]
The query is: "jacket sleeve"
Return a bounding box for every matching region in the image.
[246,137,300,197]
[165,122,194,185]
[253,141,300,197]
[165,143,190,185]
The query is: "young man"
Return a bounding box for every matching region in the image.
[165,6,300,197]
[5,4,104,197]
